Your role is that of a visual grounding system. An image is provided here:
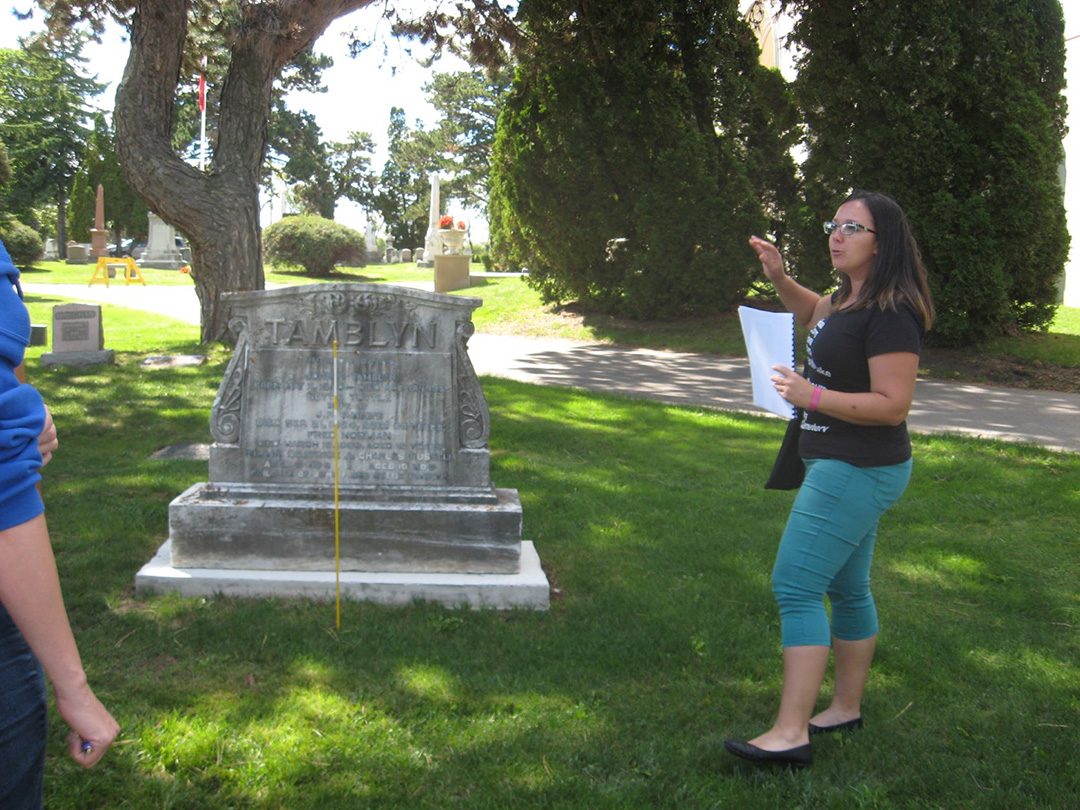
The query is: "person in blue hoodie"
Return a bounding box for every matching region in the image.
[0,238,119,808]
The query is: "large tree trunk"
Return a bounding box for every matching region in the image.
[113,0,374,343]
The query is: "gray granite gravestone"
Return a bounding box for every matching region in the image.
[65,243,91,264]
[40,303,115,367]
[163,284,538,594]
[139,212,185,269]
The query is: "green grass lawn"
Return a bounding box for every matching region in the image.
[979,306,1080,366]
[21,259,197,287]
[17,303,1080,808]
[21,259,1080,369]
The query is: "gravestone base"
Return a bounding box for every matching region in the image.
[135,539,550,610]
[40,349,115,368]
[168,482,524,574]
[434,255,470,292]
[139,257,186,270]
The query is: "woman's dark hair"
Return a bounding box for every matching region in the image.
[835,189,935,331]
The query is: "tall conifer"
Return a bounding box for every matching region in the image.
[784,0,1067,343]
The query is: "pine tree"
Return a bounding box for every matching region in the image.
[488,0,797,319]
[784,0,1068,344]
[0,32,103,255]
[67,114,147,247]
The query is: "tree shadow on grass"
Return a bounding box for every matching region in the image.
[36,372,1080,807]
[268,267,390,283]
[550,303,748,355]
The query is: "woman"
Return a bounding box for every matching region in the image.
[0,238,119,808]
[726,190,934,768]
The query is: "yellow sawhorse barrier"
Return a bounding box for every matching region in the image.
[89,256,146,287]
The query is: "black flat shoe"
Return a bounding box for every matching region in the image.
[808,717,862,735]
[724,739,812,769]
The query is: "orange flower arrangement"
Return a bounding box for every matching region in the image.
[438,215,466,230]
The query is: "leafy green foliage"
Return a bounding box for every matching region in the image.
[784,0,1068,345]
[0,215,43,265]
[488,0,797,320]
[268,103,377,221]
[0,140,10,189]
[374,107,437,248]
[0,32,103,238]
[66,113,147,245]
[423,68,512,211]
[262,214,366,277]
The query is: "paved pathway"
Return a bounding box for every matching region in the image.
[23,281,1080,453]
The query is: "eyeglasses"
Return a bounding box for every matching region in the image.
[823,220,876,236]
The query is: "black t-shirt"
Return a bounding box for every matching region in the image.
[799,303,924,467]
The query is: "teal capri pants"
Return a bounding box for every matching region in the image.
[772,456,912,648]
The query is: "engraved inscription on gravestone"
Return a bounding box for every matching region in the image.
[208,285,489,490]
[52,304,103,352]
[65,322,89,342]
[168,284,523,574]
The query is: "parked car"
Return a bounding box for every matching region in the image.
[108,238,142,257]
[107,235,187,262]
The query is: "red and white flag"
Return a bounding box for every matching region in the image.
[198,55,207,112]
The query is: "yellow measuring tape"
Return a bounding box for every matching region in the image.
[332,339,342,628]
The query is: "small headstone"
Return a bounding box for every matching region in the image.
[151,443,211,461]
[51,303,102,351]
[65,243,91,264]
[414,247,425,263]
[42,239,59,260]
[140,355,207,369]
[400,248,412,262]
[40,303,115,368]
[29,324,47,347]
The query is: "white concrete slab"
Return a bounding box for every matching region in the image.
[135,540,550,610]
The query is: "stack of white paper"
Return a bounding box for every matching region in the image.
[737,306,797,419]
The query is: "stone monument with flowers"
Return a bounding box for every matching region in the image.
[434,214,470,293]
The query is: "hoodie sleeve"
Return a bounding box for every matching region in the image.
[0,238,45,530]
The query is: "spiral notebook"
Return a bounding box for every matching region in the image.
[737,306,797,419]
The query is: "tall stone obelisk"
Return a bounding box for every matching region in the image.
[418,172,440,268]
[89,184,109,258]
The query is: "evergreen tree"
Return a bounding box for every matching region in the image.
[784,0,1067,344]
[0,32,103,255]
[273,113,377,222]
[424,68,512,211]
[0,142,10,191]
[374,107,435,248]
[488,0,796,319]
[67,113,147,247]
